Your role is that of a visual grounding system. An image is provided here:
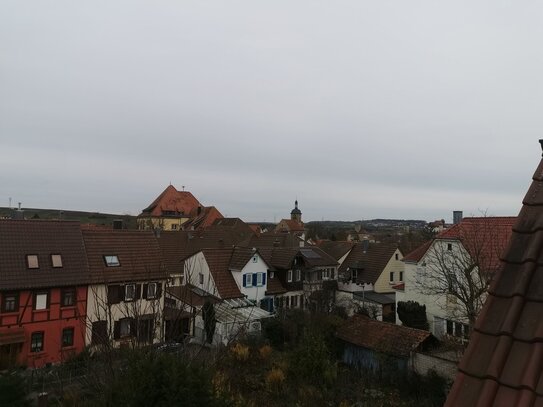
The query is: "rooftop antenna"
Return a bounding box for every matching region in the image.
[8,197,11,209]
[182,185,185,191]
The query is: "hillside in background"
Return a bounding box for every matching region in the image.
[0,207,138,229]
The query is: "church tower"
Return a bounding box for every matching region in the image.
[290,200,302,222]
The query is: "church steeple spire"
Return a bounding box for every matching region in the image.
[290,200,302,222]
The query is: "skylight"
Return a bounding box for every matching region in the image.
[104,255,120,267]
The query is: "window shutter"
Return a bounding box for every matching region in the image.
[113,321,120,339]
[156,283,162,298]
[120,285,127,302]
[252,273,257,287]
[142,284,149,300]
[130,318,137,337]
[135,284,142,300]
[243,275,246,287]
[108,285,121,305]
[262,273,266,286]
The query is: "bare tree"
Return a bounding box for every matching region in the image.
[414,215,513,327]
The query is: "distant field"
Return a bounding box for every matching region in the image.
[0,207,138,229]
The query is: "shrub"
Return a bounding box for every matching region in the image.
[231,343,250,362]
[265,368,285,393]
[258,345,272,360]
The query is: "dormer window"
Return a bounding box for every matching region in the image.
[125,284,136,301]
[27,255,39,269]
[51,254,63,268]
[104,255,120,267]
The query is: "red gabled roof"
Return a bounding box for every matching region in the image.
[201,248,243,300]
[403,240,432,263]
[275,219,305,233]
[0,220,90,290]
[337,314,431,358]
[445,146,543,406]
[436,216,516,273]
[140,185,201,217]
[338,242,400,285]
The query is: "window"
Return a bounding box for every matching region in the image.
[399,271,403,282]
[446,320,453,335]
[2,292,18,313]
[454,322,463,337]
[62,328,74,347]
[270,271,275,279]
[246,273,253,287]
[34,292,48,310]
[256,273,263,287]
[198,273,204,285]
[147,282,157,299]
[171,224,178,230]
[91,321,108,345]
[463,324,470,339]
[27,255,39,269]
[51,254,63,268]
[120,318,132,337]
[295,269,301,281]
[125,284,136,301]
[389,272,394,282]
[395,253,399,260]
[252,256,258,263]
[447,243,452,251]
[287,270,293,282]
[61,288,76,307]
[285,296,290,308]
[104,255,120,267]
[31,332,44,352]
[137,318,153,343]
[323,269,329,279]
[291,295,298,307]
[352,269,358,282]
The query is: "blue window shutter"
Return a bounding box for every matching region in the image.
[252,273,257,287]
[243,274,246,287]
[262,273,266,286]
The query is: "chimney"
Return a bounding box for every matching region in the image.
[362,239,369,253]
[113,219,123,230]
[453,211,463,225]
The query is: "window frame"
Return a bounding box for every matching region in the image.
[124,284,136,302]
[61,287,76,307]
[31,331,44,353]
[389,272,394,282]
[287,270,293,283]
[34,292,48,310]
[147,282,158,299]
[2,292,18,313]
[256,273,263,287]
[295,269,301,281]
[246,273,253,288]
[119,318,132,337]
[51,254,63,268]
[103,255,120,267]
[26,254,39,269]
[198,272,204,285]
[62,327,75,347]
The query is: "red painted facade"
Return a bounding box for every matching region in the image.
[0,286,87,368]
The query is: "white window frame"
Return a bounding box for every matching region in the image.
[125,284,136,301]
[104,255,120,267]
[27,255,39,269]
[256,273,263,287]
[295,269,301,281]
[252,256,258,263]
[120,319,131,337]
[287,270,293,282]
[198,273,204,285]
[147,282,157,299]
[34,293,48,310]
[246,273,253,287]
[51,254,63,268]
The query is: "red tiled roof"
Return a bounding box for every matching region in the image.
[337,314,431,358]
[139,185,201,217]
[403,240,432,263]
[201,248,243,299]
[275,219,305,233]
[83,229,167,284]
[338,243,400,285]
[182,206,224,230]
[0,220,90,290]
[445,147,543,406]
[436,217,516,273]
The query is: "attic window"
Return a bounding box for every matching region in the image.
[27,255,39,269]
[51,254,63,268]
[447,243,452,251]
[104,255,120,267]
[395,253,399,260]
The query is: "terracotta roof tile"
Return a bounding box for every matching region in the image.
[402,240,432,263]
[140,185,201,217]
[338,242,400,285]
[83,229,167,284]
[445,144,543,406]
[0,220,90,290]
[316,241,355,261]
[201,248,243,299]
[337,314,431,358]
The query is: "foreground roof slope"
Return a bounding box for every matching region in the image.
[0,220,89,290]
[337,314,431,358]
[445,144,543,407]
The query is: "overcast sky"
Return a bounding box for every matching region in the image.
[1,1,543,223]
